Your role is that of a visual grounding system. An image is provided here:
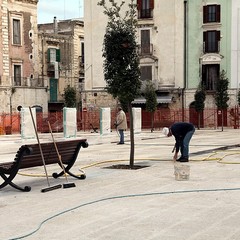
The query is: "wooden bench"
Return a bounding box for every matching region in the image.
[0,139,88,192]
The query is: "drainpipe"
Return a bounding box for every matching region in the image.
[41,34,44,84]
[237,8,240,96]
[182,0,188,122]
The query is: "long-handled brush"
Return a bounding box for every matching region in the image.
[29,107,62,193]
[47,121,76,189]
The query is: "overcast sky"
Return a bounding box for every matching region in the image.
[37,0,84,24]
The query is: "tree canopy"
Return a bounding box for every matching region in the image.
[194,86,206,113]
[215,70,229,110]
[64,85,76,108]
[98,0,141,168]
[98,0,141,103]
[145,81,157,113]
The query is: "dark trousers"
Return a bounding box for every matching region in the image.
[118,129,124,143]
[180,129,195,158]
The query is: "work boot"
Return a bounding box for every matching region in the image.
[176,157,189,162]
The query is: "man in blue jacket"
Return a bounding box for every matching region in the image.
[163,122,195,162]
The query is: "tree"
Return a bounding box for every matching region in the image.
[145,81,157,132]
[194,85,206,129]
[215,70,229,131]
[98,0,141,168]
[64,85,76,108]
[238,90,240,106]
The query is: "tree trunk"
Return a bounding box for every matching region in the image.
[128,102,135,168]
[221,109,224,131]
[151,112,154,132]
[197,112,200,130]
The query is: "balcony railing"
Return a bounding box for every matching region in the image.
[138,9,153,19]
[79,55,84,65]
[138,44,153,55]
[203,41,220,53]
[11,77,44,87]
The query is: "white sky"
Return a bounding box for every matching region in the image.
[37,0,84,24]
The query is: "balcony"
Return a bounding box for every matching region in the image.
[203,41,220,54]
[138,44,153,56]
[12,77,44,87]
[138,9,153,19]
[47,63,56,78]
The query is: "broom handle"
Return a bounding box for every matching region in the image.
[47,121,68,182]
[29,107,50,186]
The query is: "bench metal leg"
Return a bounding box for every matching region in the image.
[0,173,31,192]
[52,167,86,180]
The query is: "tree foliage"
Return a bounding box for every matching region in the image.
[194,87,206,113]
[98,0,141,168]
[145,81,157,132]
[214,70,229,131]
[145,81,158,113]
[64,85,76,108]
[215,70,229,110]
[98,0,141,103]
[238,90,240,106]
[194,85,206,129]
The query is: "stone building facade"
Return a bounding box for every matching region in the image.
[84,0,240,120]
[84,0,184,111]
[186,0,239,109]
[0,0,47,114]
[38,17,84,112]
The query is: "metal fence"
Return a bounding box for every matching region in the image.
[0,107,239,135]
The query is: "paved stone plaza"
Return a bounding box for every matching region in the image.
[1,128,240,240]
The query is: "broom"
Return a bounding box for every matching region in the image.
[47,121,76,189]
[29,107,62,193]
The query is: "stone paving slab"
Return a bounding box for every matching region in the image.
[0,128,240,240]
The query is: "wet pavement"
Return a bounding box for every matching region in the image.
[1,128,240,240]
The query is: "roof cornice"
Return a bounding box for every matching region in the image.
[15,0,38,5]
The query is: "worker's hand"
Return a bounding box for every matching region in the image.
[173,152,178,161]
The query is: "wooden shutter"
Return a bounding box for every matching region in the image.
[203,5,208,23]
[14,65,21,86]
[216,31,220,41]
[50,78,58,102]
[56,49,60,62]
[137,0,142,10]
[47,49,50,63]
[203,32,208,52]
[81,42,84,63]
[216,5,221,22]
[141,30,150,54]
[216,31,220,52]
[141,30,150,45]
[150,0,154,9]
[13,19,21,44]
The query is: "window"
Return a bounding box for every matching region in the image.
[202,64,220,91]
[203,31,220,53]
[140,30,151,54]
[140,66,152,81]
[13,19,21,45]
[47,48,60,63]
[203,5,221,23]
[137,0,154,19]
[47,49,60,78]
[80,42,84,64]
[14,65,21,86]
